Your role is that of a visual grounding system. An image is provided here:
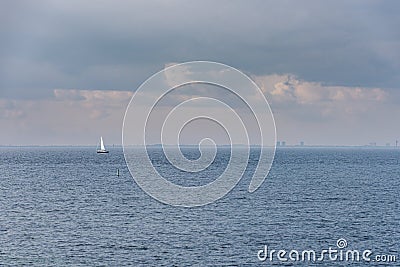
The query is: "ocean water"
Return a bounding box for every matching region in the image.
[0,147,399,266]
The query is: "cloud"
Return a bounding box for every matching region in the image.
[1,0,399,100]
[0,1,399,145]
[0,89,133,145]
[254,74,387,106]
[251,73,398,145]
[53,89,133,119]
[0,81,398,146]
[0,99,25,119]
[53,89,86,101]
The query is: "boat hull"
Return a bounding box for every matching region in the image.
[97,150,109,153]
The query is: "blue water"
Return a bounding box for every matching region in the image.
[0,147,399,266]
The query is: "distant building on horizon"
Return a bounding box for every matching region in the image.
[281,141,286,147]
[300,141,304,146]
[276,141,281,147]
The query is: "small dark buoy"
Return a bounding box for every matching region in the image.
[117,169,120,176]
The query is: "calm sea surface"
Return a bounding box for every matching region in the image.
[0,147,399,266]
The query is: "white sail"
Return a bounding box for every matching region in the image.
[100,136,106,151]
[97,136,109,153]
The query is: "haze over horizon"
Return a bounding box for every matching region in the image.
[1,1,399,146]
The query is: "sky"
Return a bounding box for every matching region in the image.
[0,0,399,146]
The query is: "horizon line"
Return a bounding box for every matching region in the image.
[1,144,399,148]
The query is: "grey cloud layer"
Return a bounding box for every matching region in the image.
[1,0,399,99]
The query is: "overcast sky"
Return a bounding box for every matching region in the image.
[1,0,399,146]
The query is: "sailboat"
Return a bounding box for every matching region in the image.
[97,136,109,153]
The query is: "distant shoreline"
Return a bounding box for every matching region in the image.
[1,145,399,149]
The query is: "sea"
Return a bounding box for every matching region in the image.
[0,147,399,266]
